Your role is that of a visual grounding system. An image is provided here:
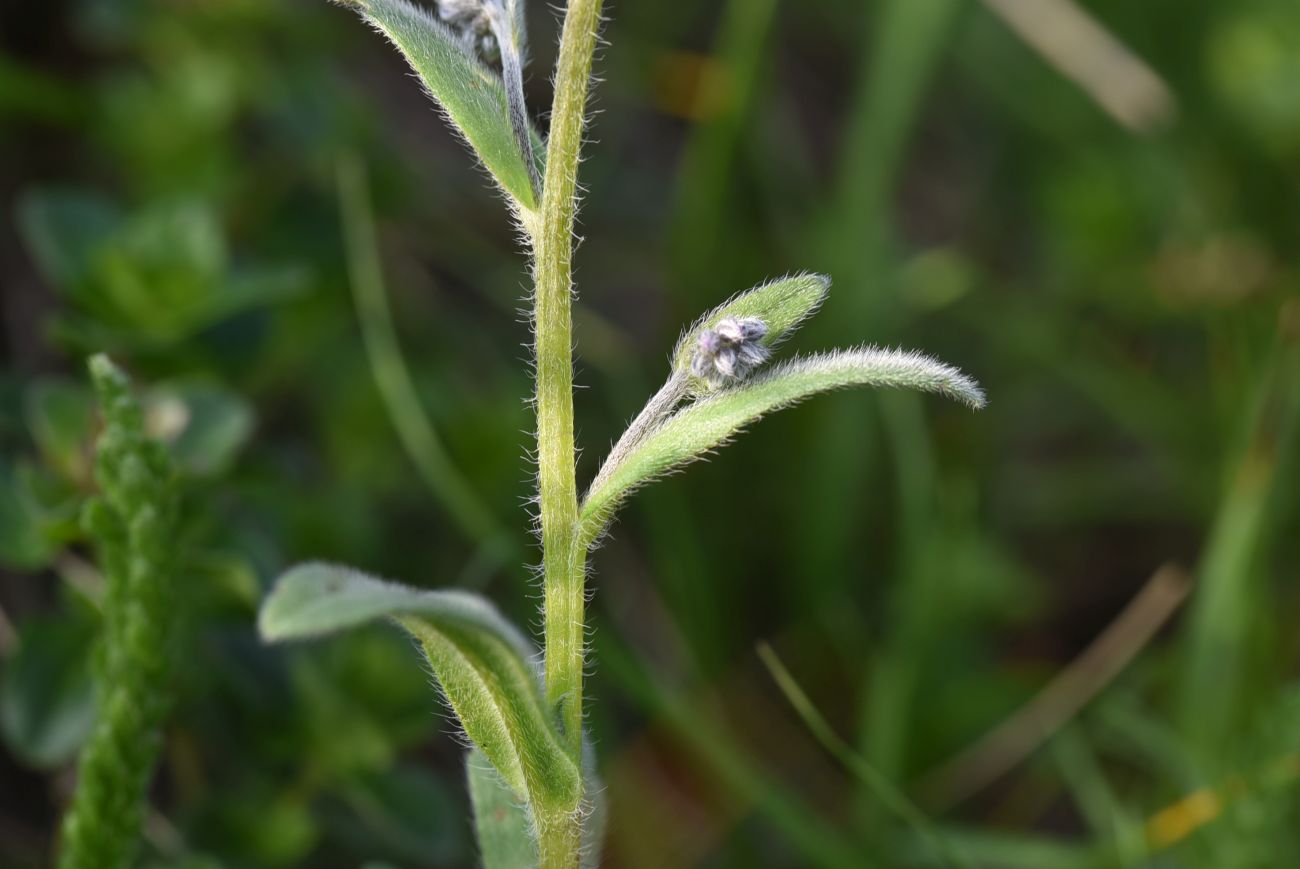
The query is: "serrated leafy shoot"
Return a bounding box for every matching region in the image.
[672,273,830,384]
[339,0,542,210]
[59,355,179,869]
[580,347,985,547]
[259,563,581,814]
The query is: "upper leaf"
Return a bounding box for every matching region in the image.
[580,347,985,546]
[259,563,581,812]
[672,273,830,387]
[339,0,542,209]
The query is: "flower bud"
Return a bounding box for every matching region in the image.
[690,317,771,388]
[437,0,504,63]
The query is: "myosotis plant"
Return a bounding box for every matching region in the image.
[258,2,985,867]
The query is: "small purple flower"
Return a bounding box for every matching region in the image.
[437,0,502,63]
[691,317,770,388]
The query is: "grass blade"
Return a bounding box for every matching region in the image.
[756,643,968,869]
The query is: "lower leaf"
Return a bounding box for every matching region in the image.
[468,748,538,869]
[259,563,581,815]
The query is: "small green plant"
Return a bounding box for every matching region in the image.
[258,2,984,867]
[58,356,180,869]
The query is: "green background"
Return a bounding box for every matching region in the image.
[2,0,1298,866]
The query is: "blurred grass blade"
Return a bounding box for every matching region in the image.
[980,0,1176,133]
[916,564,1190,809]
[580,347,983,545]
[599,635,869,868]
[756,643,967,869]
[669,0,779,285]
[922,828,1098,868]
[337,0,541,209]
[671,273,830,383]
[337,156,511,564]
[1179,311,1300,757]
[467,748,538,868]
[260,563,581,813]
[798,0,961,596]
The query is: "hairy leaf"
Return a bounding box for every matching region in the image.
[467,748,537,868]
[338,0,541,209]
[581,347,984,545]
[672,273,830,381]
[259,563,580,812]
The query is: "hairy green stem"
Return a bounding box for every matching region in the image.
[537,816,583,869]
[533,0,603,754]
[529,3,604,864]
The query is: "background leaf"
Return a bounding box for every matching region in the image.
[24,379,94,485]
[144,382,255,478]
[0,615,96,769]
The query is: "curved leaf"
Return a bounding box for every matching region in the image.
[259,563,580,813]
[339,0,541,209]
[671,273,830,382]
[580,347,985,545]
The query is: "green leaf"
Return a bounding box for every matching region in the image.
[672,273,830,383]
[16,189,119,293]
[0,615,96,769]
[468,748,538,869]
[467,741,605,869]
[259,563,581,813]
[144,382,255,477]
[24,378,94,484]
[580,347,985,545]
[18,191,305,345]
[0,459,80,570]
[339,0,542,209]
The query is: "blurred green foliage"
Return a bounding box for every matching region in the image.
[1,0,1297,867]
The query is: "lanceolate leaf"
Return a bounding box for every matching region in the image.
[580,347,985,546]
[338,0,542,209]
[467,749,537,868]
[259,563,580,813]
[672,273,830,381]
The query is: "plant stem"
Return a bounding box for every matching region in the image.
[584,371,689,510]
[537,816,583,869]
[533,0,603,758]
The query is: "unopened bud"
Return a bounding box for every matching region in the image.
[691,317,770,388]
